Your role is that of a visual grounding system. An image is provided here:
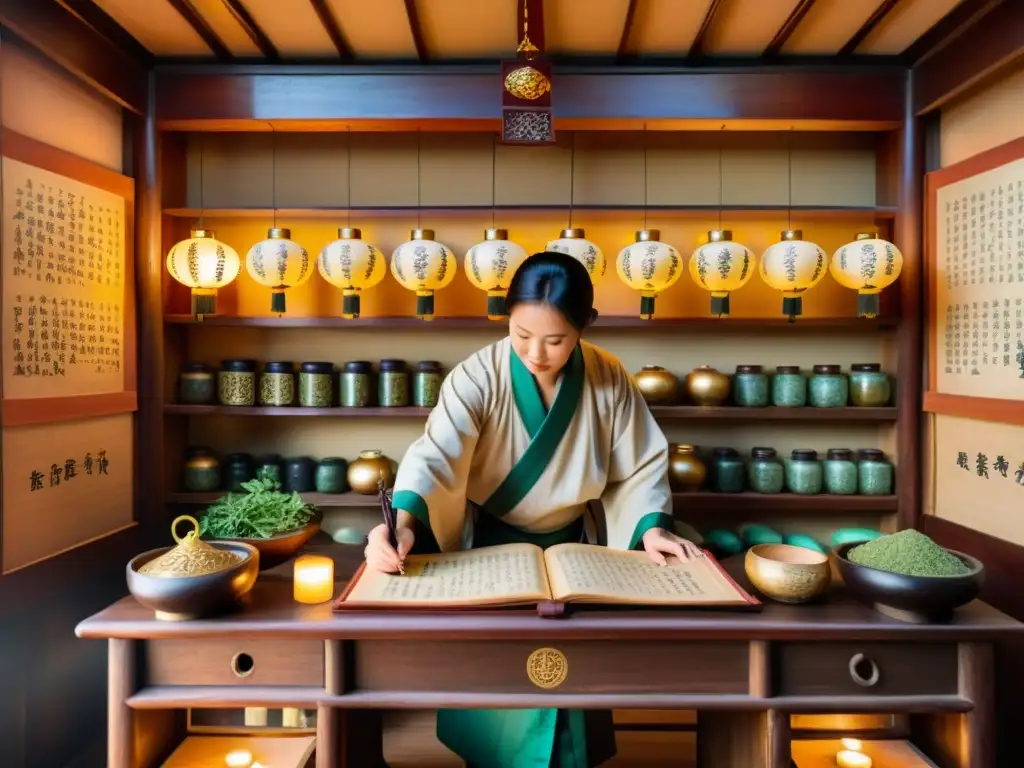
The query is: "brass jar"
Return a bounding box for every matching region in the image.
[347,450,395,494]
[668,444,706,492]
[684,365,731,406]
[634,365,679,405]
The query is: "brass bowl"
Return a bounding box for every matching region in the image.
[215,510,323,570]
[126,542,259,621]
[744,543,831,604]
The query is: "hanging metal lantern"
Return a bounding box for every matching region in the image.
[391,228,456,321]
[465,228,529,320]
[830,232,904,318]
[245,228,312,314]
[317,227,386,319]
[545,228,606,285]
[688,230,755,317]
[165,229,240,316]
[759,229,829,320]
[615,229,683,319]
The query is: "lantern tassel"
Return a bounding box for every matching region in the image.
[271,288,287,314]
[191,289,216,317]
[342,290,361,319]
[857,293,880,319]
[782,296,802,321]
[639,295,656,320]
[710,294,730,317]
[486,291,508,321]
[416,291,435,320]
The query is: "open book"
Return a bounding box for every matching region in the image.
[333,542,759,611]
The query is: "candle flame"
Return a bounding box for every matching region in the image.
[225,750,253,767]
[841,737,863,751]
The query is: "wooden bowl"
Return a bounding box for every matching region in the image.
[219,510,324,570]
[126,542,259,621]
[744,543,832,604]
[834,541,984,623]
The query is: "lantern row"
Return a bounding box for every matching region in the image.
[165,225,903,321]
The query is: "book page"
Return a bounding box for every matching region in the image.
[544,544,750,605]
[340,543,551,607]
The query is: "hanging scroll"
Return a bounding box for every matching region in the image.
[925,136,1024,425]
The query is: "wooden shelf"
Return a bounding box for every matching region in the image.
[166,404,432,417]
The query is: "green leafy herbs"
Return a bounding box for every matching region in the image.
[199,473,316,540]
[847,529,971,577]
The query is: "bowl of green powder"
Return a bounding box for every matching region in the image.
[834,529,984,623]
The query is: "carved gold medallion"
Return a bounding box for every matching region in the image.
[526,647,568,689]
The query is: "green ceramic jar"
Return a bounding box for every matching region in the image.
[378,359,410,407]
[299,362,335,407]
[259,361,295,406]
[748,447,785,494]
[858,449,894,495]
[711,447,746,493]
[786,449,823,495]
[179,363,216,404]
[340,361,373,408]
[849,363,892,407]
[808,364,849,408]
[254,454,283,485]
[183,447,221,492]
[218,359,257,406]
[413,361,444,408]
[733,364,769,407]
[823,448,858,495]
[224,452,254,492]
[284,456,315,493]
[771,365,807,407]
[315,457,349,494]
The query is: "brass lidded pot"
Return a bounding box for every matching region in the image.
[684,365,731,406]
[348,450,395,494]
[634,365,679,405]
[138,515,242,577]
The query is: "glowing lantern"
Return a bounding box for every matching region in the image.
[759,229,829,319]
[245,228,312,314]
[390,228,456,321]
[615,229,683,319]
[165,229,240,316]
[688,229,755,316]
[465,228,529,320]
[545,228,607,285]
[317,227,386,319]
[830,232,904,318]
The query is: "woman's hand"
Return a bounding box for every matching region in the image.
[641,527,703,564]
[364,524,415,573]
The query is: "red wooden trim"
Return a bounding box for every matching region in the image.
[123,197,138,393]
[923,392,1024,427]
[926,135,1024,191]
[1,392,137,427]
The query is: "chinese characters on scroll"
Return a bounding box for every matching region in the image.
[28,450,111,492]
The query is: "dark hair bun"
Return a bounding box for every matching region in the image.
[505,251,596,331]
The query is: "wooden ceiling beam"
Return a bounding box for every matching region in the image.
[763,0,816,58]
[220,0,278,60]
[58,0,153,64]
[403,0,427,61]
[901,0,1003,65]
[166,0,233,60]
[616,0,639,60]
[838,0,901,57]
[688,0,726,60]
[309,0,351,61]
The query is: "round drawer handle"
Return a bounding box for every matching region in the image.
[231,652,255,678]
[848,653,880,687]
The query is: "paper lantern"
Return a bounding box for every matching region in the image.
[465,228,529,320]
[545,228,607,285]
[688,229,755,316]
[759,229,829,319]
[615,229,683,319]
[245,228,312,314]
[165,229,240,316]
[317,227,386,319]
[390,228,456,321]
[830,232,904,318]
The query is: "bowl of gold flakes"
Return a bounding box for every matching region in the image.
[126,515,259,621]
[834,529,984,623]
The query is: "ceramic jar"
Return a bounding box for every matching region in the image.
[685,365,731,406]
[668,444,706,491]
[771,366,807,407]
[849,363,892,406]
[413,361,444,408]
[218,359,257,406]
[857,449,894,495]
[748,447,785,494]
[315,458,349,494]
[340,361,373,408]
[786,449,823,495]
[254,454,283,485]
[299,362,335,407]
[378,360,410,407]
[711,447,745,493]
[283,456,315,493]
[823,448,858,495]
[733,365,769,407]
[183,447,220,492]
[179,363,216,405]
[634,365,679,405]
[808,364,849,408]
[348,450,394,494]
[260,361,295,406]
[223,452,254,492]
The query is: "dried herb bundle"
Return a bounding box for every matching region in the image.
[200,473,316,540]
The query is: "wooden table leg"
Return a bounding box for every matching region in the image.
[108,639,135,768]
[959,642,994,768]
[697,710,790,768]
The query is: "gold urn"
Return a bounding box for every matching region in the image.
[684,365,731,406]
[347,450,395,495]
[634,365,679,405]
[668,444,706,492]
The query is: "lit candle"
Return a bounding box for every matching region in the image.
[224,750,253,767]
[836,750,872,768]
[293,554,335,604]
[841,738,863,751]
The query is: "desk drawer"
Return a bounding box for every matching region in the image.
[144,639,324,687]
[356,640,749,694]
[777,643,957,697]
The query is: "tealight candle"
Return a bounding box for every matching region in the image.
[224,750,253,767]
[836,750,872,768]
[293,554,335,604]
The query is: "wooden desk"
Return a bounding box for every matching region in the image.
[76,552,1022,768]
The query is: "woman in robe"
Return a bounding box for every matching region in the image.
[364,250,701,768]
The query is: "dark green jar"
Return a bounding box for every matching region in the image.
[711,447,745,493]
[254,454,283,485]
[259,361,295,406]
[183,447,221,492]
[299,362,335,407]
[786,449,823,495]
[748,447,785,494]
[378,359,410,407]
[850,363,892,407]
[733,364,769,407]
[315,457,349,494]
[340,361,373,408]
[218,359,257,406]
[413,361,444,408]
[771,365,807,407]
[823,448,858,495]
[283,456,315,493]
[808,364,849,408]
[858,449,894,495]
[224,452,254,492]
[179,363,216,404]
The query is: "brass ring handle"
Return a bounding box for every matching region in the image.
[848,653,880,687]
